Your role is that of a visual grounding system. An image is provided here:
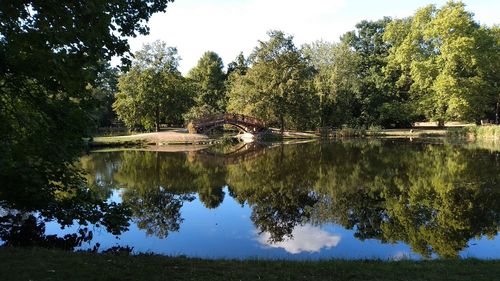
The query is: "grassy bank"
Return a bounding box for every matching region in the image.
[317,127,449,138]
[1,248,500,281]
[448,125,500,140]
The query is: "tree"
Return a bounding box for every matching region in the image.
[302,40,361,127]
[341,17,400,127]
[0,0,173,237]
[114,41,194,131]
[227,30,317,132]
[87,63,120,127]
[187,51,227,116]
[226,52,249,77]
[384,1,499,124]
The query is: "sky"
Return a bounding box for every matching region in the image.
[126,0,500,74]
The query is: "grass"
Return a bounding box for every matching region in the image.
[475,125,500,139]
[447,125,500,140]
[323,126,449,138]
[1,247,500,281]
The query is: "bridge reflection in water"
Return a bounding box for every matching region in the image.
[187,142,270,166]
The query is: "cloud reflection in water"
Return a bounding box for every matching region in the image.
[257,224,341,254]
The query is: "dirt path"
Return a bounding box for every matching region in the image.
[92,129,210,146]
[131,129,210,143]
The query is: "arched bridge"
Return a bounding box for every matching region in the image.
[188,113,267,134]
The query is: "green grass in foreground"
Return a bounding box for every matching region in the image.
[1,248,500,281]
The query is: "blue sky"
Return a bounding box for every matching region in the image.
[127,0,499,74]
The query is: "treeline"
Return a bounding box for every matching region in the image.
[100,1,499,132]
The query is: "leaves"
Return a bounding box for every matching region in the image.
[188,51,227,113]
[384,2,499,123]
[114,41,194,131]
[227,30,317,131]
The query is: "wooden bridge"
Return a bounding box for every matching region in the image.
[188,113,267,134]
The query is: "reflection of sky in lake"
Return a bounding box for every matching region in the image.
[44,187,500,260]
[256,224,341,254]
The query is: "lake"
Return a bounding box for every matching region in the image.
[8,139,500,259]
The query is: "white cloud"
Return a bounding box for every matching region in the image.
[257,224,341,254]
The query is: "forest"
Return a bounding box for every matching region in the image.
[106,1,500,132]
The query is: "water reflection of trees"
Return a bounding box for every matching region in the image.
[311,141,500,258]
[0,151,131,250]
[226,144,320,242]
[109,151,227,237]
[80,140,500,258]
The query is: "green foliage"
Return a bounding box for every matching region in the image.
[384,1,499,124]
[0,0,172,236]
[378,102,418,128]
[367,125,383,135]
[446,126,475,138]
[448,125,500,140]
[475,125,500,139]
[187,51,227,114]
[114,41,194,131]
[182,104,220,124]
[87,63,120,127]
[226,52,249,77]
[341,17,397,126]
[335,126,367,138]
[228,30,318,132]
[302,40,361,127]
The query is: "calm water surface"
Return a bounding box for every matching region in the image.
[48,140,500,259]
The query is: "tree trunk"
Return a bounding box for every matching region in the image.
[437,119,445,127]
[155,105,160,132]
[280,114,284,135]
[496,101,499,125]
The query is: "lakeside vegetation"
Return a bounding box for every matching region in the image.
[107,1,499,134]
[2,247,500,281]
[448,125,500,140]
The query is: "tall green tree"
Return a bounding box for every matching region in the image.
[341,17,401,127]
[184,51,227,121]
[228,30,317,132]
[302,40,361,127]
[114,41,194,131]
[384,1,499,124]
[0,0,172,232]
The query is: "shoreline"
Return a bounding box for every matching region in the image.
[89,127,451,148]
[89,125,500,150]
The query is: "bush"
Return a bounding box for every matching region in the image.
[333,126,366,138]
[447,125,500,140]
[367,125,383,136]
[378,102,418,128]
[476,126,500,140]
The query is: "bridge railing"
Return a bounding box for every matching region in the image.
[190,113,266,129]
